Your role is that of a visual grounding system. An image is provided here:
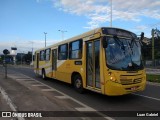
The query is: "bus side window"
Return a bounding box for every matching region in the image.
[40,50,45,61]
[69,39,82,59]
[45,48,51,61]
[58,44,68,60]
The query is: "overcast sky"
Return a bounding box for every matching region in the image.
[0,0,160,54]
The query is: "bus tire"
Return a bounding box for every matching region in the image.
[42,69,47,80]
[73,74,84,93]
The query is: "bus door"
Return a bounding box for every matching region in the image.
[36,53,39,74]
[52,49,57,78]
[86,40,101,89]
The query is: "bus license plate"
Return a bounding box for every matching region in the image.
[131,86,138,90]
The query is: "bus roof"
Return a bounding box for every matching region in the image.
[35,27,135,52]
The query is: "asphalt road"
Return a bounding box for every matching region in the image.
[1,65,160,120]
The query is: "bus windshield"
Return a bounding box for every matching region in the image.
[105,37,144,71]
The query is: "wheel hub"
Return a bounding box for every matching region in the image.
[76,79,81,88]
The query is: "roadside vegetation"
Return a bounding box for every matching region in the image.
[147,74,160,83]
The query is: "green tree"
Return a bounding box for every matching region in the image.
[24,51,32,64]
[141,28,160,60]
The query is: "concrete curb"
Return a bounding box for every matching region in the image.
[147,81,160,86]
[0,86,25,120]
[8,65,33,69]
[146,68,160,71]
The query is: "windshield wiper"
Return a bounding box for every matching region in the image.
[113,35,125,51]
[130,33,138,48]
[113,35,121,46]
[130,38,138,48]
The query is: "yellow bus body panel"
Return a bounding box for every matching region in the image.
[104,69,146,96]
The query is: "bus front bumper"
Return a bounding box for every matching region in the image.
[105,80,146,96]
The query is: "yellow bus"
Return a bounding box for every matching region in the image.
[34,27,146,96]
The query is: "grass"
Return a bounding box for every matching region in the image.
[147,74,160,83]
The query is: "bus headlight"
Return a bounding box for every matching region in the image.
[108,71,119,83]
[110,76,117,82]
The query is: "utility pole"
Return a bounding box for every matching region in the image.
[58,30,67,40]
[29,41,34,66]
[44,32,47,47]
[110,0,112,27]
[3,49,10,79]
[4,55,7,79]
[32,43,33,65]
[21,52,23,66]
[152,29,155,67]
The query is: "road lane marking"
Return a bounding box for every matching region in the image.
[32,84,46,87]
[55,96,69,99]
[8,74,30,79]
[16,78,34,81]
[0,86,17,111]
[132,93,160,101]
[41,89,56,91]
[10,72,114,120]
[0,86,25,120]
[75,107,96,111]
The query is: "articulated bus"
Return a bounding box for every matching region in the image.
[34,27,146,96]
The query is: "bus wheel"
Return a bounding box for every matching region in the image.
[42,69,46,80]
[74,74,84,93]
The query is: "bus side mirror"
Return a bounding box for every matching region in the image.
[140,32,144,41]
[102,37,108,48]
